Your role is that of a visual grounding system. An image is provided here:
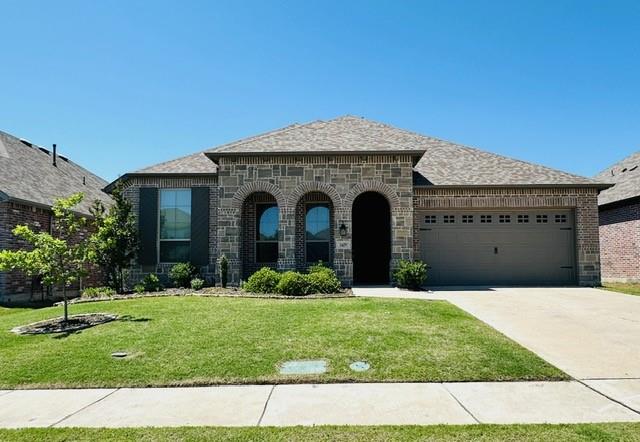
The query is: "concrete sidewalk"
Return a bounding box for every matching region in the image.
[1,380,639,428]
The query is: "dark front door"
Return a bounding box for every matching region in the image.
[352,192,391,284]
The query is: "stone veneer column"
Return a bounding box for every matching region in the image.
[333,207,352,286]
[217,207,241,284]
[277,206,296,271]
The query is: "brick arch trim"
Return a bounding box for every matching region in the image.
[286,182,342,208]
[344,180,401,209]
[231,181,287,209]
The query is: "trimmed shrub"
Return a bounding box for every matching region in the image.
[190,277,205,291]
[275,271,309,296]
[133,283,145,294]
[306,263,341,294]
[219,255,228,288]
[169,262,198,288]
[393,260,427,290]
[244,267,281,293]
[82,286,116,298]
[142,273,163,292]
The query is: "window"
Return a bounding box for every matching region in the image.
[462,215,474,223]
[443,215,455,224]
[256,204,279,262]
[517,214,529,223]
[499,214,511,223]
[159,189,191,263]
[536,214,548,223]
[306,203,330,263]
[424,215,437,224]
[555,214,567,223]
[480,215,492,223]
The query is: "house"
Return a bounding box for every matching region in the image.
[0,130,111,302]
[594,151,640,283]
[107,116,608,287]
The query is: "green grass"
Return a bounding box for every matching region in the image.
[602,283,640,297]
[0,296,566,388]
[1,424,639,441]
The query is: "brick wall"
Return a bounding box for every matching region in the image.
[599,200,640,283]
[413,187,602,286]
[216,154,416,285]
[122,175,219,286]
[0,201,103,302]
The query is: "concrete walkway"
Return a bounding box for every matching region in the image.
[1,381,639,428]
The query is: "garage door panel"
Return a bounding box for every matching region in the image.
[419,210,576,286]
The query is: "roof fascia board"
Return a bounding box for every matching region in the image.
[413,183,613,190]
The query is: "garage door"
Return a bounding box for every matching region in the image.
[419,210,576,286]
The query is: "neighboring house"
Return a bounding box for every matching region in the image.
[107,116,608,287]
[0,130,111,302]
[594,151,640,283]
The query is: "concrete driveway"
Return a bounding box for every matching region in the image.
[437,287,640,380]
[354,286,640,380]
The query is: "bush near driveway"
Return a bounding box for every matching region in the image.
[393,260,427,290]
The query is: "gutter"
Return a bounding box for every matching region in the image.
[412,183,614,191]
[103,172,218,193]
[206,149,427,166]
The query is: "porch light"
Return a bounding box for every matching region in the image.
[339,223,347,237]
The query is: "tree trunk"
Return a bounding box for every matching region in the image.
[63,286,68,323]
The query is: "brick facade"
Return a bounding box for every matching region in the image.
[599,200,640,283]
[413,187,602,286]
[0,201,103,302]
[122,175,218,286]
[121,160,604,288]
[216,154,415,286]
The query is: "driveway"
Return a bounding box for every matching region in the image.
[355,286,640,380]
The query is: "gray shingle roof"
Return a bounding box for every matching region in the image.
[134,151,217,174]
[594,151,640,206]
[208,116,428,155]
[115,115,604,188]
[0,130,111,215]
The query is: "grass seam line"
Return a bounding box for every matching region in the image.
[441,382,481,424]
[257,384,276,426]
[48,388,121,428]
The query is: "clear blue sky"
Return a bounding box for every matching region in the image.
[1,1,638,182]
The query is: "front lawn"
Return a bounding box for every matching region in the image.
[0,296,566,388]
[2,424,640,441]
[602,283,640,297]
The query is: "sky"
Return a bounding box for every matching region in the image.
[1,0,639,182]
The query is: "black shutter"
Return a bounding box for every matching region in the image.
[190,187,210,266]
[138,187,158,266]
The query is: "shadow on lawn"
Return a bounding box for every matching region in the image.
[50,315,151,339]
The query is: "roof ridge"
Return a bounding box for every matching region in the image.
[134,150,209,173]
[346,117,597,183]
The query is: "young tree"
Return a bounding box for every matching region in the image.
[0,193,89,322]
[88,182,138,293]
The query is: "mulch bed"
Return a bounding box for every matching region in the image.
[11,313,118,335]
[61,287,354,305]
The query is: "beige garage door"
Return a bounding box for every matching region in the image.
[419,210,576,286]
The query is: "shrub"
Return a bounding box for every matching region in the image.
[190,277,205,291]
[169,262,198,288]
[306,263,341,294]
[393,260,427,290]
[82,286,116,298]
[142,273,163,292]
[219,255,228,288]
[244,267,281,293]
[133,283,145,294]
[276,271,309,296]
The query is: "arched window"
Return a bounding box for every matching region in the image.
[256,204,279,262]
[305,203,330,263]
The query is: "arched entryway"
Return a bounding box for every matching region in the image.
[240,191,279,279]
[352,191,391,284]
